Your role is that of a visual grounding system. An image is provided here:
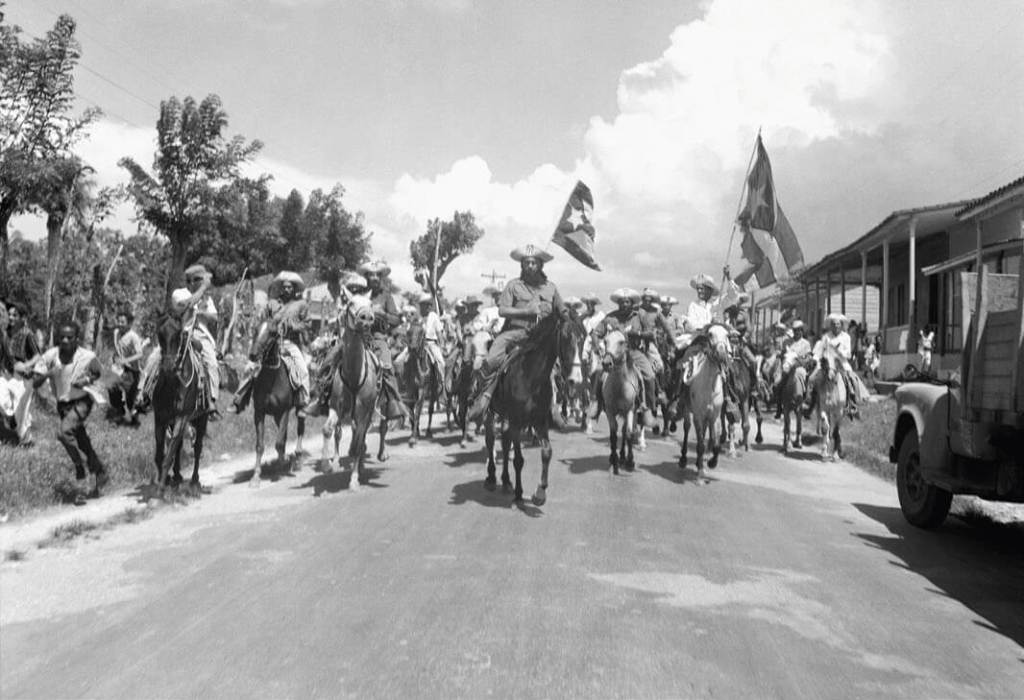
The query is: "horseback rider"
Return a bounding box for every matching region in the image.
[804,312,862,419]
[479,285,505,336]
[580,293,605,333]
[778,319,813,398]
[637,288,674,376]
[231,271,310,415]
[411,292,448,375]
[659,296,683,336]
[304,273,368,417]
[138,264,220,417]
[723,293,758,367]
[589,288,660,428]
[467,244,566,423]
[360,260,406,418]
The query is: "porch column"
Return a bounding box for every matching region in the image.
[882,240,890,349]
[803,282,809,327]
[825,269,832,314]
[860,251,868,330]
[908,215,918,334]
[839,266,847,316]
[813,278,820,332]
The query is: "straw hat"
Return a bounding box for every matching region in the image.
[183,264,210,279]
[482,285,501,297]
[510,244,554,263]
[825,312,847,325]
[417,292,434,305]
[564,295,584,308]
[170,288,192,313]
[641,287,660,300]
[790,319,805,330]
[610,288,641,304]
[270,270,306,298]
[689,273,720,295]
[660,295,678,307]
[357,260,391,276]
[462,294,483,307]
[582,293,601,305]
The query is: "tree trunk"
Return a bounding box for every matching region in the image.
[0,202,14,294]
[167,235,189,303]
[44,213,63,336]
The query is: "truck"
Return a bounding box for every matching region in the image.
[889,244,1024,529]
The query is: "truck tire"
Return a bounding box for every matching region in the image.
[896,429,952,529]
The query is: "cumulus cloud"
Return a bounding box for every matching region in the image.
[382,0,893,299]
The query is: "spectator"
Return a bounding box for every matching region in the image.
[109,311,146,425]
[3,301,41,445]
[848,320,861,370]
[918,324,935,375]
[863,335,882,380]
[32,322,108,505]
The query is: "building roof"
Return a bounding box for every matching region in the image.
[954,174,1024,220]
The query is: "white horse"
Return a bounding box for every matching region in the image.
[816,343,847,461]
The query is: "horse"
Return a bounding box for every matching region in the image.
[449,329,490,448]
[815,343,847,461]
[151,315,208,496]
[403,322,446,446]
[779,353,812,454]
[675,324,730,483]
[483,312,581,504]
[320,292,383,491]
[554,316,588,428]
[601,329,641,474]
[719,341,758,457]
[657,335,680,436]
[246,320,306,487]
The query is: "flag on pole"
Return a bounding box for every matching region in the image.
[552,180,601,271]
[735,136,804,287]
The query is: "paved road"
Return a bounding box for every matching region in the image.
[2,419,1022,699]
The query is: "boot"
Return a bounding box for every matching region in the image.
[232,379,253,414]
[467,371,495,423]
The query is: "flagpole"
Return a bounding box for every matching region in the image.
[723,127,762,272]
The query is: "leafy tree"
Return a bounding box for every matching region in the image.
[278,188,307,271]
[310,185,372,299]
[409,211,484,297]
[192,179,283,285]
[118,94,263,298]
[0,9,99,285]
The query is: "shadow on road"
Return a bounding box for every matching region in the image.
[853,502,1024,651]
[641,460,717,486]
[295,466,388,496]
[562,454,611,475]
[231,453,306,484]
[448,479,542,517]
[442,445,486,469]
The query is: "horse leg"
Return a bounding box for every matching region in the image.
[408,394,420,448]
[679,413,691,469]
[624,416,635,472]
[782,410,790,453]
[695,420,707,482]
[321,409,336,471]
[500,427,513,492]
[276,411,291,468]
[533,427,551,505]
[378,415,389,464]
[608,414,619,474]
[153,416,164,487]
[190,416,207,491]
[484,416,497,490]
[425,393,435,439]
[753,395,764,444]
[794,410,803,449]
[833,423,843,461]
[709,417,720,469]
[295,414,305,456]
[741,399,750,452]
[511,430,525,502]
[252,412,264,487]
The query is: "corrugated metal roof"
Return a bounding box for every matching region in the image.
[954,174,1024,219]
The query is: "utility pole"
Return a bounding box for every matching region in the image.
[480,269,507,290]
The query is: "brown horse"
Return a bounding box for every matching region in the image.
[246,320,305,486]
[403,322,445,446]
[449,329,490,448]
[601,330,641,474]
[779,355,811,454]
[151,315,208,496]
[320,292,383,491]
[554,316,587,428]
[484,313,581,504]
[674,325,730,483]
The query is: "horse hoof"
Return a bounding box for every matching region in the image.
[502,482,513,494]
[709,456,718,469]
[532,487,547,506]
[408,439,416,448]
[249,477,261,489]
[678,457,687,469]
[459,440,466,449]
[425,430,433,439]
[625,459,635,472]
[484,476,497,491]
[728,449,737,459]
[669,421,677,432]
[755,435,763,444]
[378,452,389,462]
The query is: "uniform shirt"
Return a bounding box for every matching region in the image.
[785,336,812,360]
[498,276,564,331]
[369,290,401,338]
[34,346,103,403]
[684,297,721,332]
[636,307,673,345]
[813,331,851,361]
[593,308,641,339]
[420,310,444,342]
[114,328,145,372]
[270,298,309,344]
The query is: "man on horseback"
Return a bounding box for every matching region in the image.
[409,292,447,375]
[580,293,605,333]
[589,288,660,428]
[304,273,369,417]
[138,264,220,417]
[804,312,863,419]
[232,271,311,415]
[479,286,505,336]
[659,296,683,337]
[361,260,406,418]
[467,244,566,423]
[779,319,813,397]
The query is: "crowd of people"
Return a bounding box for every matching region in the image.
[1,246,889,507]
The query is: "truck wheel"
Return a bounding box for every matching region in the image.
[896,430,952,529]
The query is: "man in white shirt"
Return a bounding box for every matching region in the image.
[805,312,862,418]
[478,285,505,336]
[418,293,447,373]
[33,322,108,504]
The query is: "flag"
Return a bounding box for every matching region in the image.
[552,180,601,271]
[735,136,804,287]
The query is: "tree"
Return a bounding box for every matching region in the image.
[278,189,307,271]
[118,94,263,299]
[310,185,372,299]
[0,9,99,285]
[409,211,485,298]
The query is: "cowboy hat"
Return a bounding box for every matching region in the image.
[790,320,805,330]
[564,295,583,308]
[482,285,501,296]
[170,288,192,313]
[341,272,368,290]
[462,294,483,306]
[582,293,601,304]
[183,263,210,279]
[509,244,554,263]
[417,292,434,305]
[641,287,660,299]
[660,295,678,306]
[689,273,720,295]
[402,305,417,315]
[270,270,306,297]
[357,260,391,276]
[610,287,641,304]
[825,312,847,324]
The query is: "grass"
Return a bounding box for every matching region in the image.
[0,396,260,521]
[839,396,898,481]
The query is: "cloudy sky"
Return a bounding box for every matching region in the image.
[7,0,1023,302]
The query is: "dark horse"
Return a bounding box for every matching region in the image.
[403,322,445,446]
[719,344,762,456]
[449,328,490,448]
[151,315,208,496]
[484,313,583,504]
[246,320,306,486]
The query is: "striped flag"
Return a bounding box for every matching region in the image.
[552,180,601,271]
[735,136,804,287]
